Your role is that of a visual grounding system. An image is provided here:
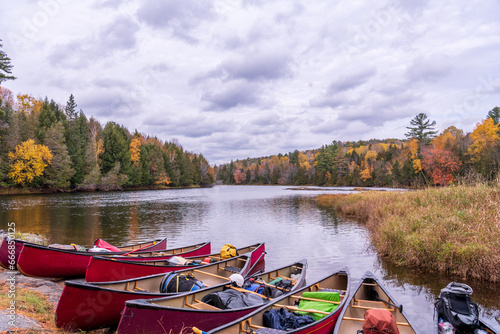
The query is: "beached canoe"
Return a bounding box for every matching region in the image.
[55,251,266,331]
[86,242,265,282]
[116,260,307,334]
[434,282,499,334]
[1,237,167,271]
[333,271,417,334]
[16,238,187,278]
[203,267,350,334]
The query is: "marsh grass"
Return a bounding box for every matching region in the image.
[316,184,500,282]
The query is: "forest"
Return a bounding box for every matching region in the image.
[0,87,215,192]
[216,110,500,187]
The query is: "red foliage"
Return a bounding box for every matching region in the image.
[421,147,462,185]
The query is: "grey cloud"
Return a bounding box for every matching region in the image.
[201,81,261,111]
[48,16,138,68]
[99,16,139,50]
[143,114,234,138]
[137,0,215,43]
[327,67,377,94]
[406,55,454,83]
[195,52,293,84]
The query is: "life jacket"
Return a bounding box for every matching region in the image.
[362,309,400,334]
[220,244,238,259]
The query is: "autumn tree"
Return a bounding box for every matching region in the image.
[467,118,500,178]
[421,146,462,185]
[405,113,438,142]
[0,40,16,83]
[8,139,52,186]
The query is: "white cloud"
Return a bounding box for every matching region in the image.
[1,0,500,164]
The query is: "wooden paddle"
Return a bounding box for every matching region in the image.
[122,242,157,256]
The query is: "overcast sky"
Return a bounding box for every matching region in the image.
[1,0,500,164]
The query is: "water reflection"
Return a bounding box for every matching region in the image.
[0,185,498,333]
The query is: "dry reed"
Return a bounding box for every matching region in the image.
[316,184,500,282]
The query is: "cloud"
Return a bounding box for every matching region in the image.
[201,81,262,111]
[136,0,215,42]
[327,67,377,94]
[406,54,454,83]
[193,51,294,85]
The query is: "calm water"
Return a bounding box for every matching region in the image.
[0,185,498,333]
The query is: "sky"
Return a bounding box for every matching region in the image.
[1,0,500,164]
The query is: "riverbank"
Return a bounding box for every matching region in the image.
[0,267,110,333]
[316,183,500,282]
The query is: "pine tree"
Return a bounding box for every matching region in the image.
[405,113,438,142]
[0,40,16,83]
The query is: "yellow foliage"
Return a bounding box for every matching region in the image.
[432,131,456,150]
[468,118,500,162]
[355,146,368,156]
[408,138,419,160]
[130,137,142,167]
[365,150,378,161]
[154,173,171,185]
[8,139,53,185]
[16,94,42,114]
[360,165,372,181]
[413,158,422,174]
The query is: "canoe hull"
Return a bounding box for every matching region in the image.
[86,243,264,282]
[56,253,264,331]
[0,238,25,269]
[55,282,169,331]
[118,303,262,334]
[16,238,167,278]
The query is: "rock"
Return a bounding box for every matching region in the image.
[0,310,43,332]
[0,270,63,307]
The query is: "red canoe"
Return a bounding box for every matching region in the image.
[116,260,308,334]
[0,237,28,270]
[204,268,350,334]
[55,250,266,331]
[16,238,168,278]
[0,237,166,271]
[86,243,265,282]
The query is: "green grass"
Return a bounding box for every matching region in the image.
[316,184,500,282]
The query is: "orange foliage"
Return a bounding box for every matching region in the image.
[467,118,500,163]
[422,147,462,185]
[233,169,246,184]
[0,86,15,107]
[130,136,142,167]
[16,94,42,114]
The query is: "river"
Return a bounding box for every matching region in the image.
[0,185,498,333]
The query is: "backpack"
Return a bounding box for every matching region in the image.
[159,272,205,293]
[436,282,479,332]
[362,309,400,334]
[220,244,238,259]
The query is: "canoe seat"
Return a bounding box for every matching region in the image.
[187,302,220,311]
[223,266,241,273]
[354,299,391,310]
[253,328,286,334]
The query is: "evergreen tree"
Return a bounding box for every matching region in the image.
[100,121,131,176]
[42,123,75,189]
[0,40,16,83]
[487,106,500,126]
[405,113,438,142]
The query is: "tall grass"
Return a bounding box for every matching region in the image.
[316,184,500,282]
